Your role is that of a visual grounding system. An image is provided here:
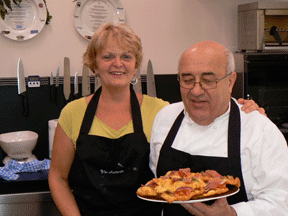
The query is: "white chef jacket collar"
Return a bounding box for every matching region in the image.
[183,100,232,126]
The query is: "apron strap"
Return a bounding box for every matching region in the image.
[130,84,144,133]
[79,87,102,135]
[79,85,143,135]
[228,99,248,202]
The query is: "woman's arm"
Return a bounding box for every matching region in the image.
[48,124,81,216]
[237,98,266,115]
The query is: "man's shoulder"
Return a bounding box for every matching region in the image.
[156,101,184,117]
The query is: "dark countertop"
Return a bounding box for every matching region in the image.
[0,170,49,195]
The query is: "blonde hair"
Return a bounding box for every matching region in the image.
[83,23,143,72]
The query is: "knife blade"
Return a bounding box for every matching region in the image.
[55,67,60,105]
[133,68,142,94]
[17,57,29,116]
[82,65,90,96]
[94,75,101,92]
[147,59,156,97]
[74,72,79,99]
[49,71,55,103]
[64,57,71,103]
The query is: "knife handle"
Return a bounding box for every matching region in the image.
[21,92,29,116]
[73,93,79,100]
[55,86,59,105]
[49,85,55,103]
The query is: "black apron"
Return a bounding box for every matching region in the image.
[68,85,162,216]
[156,99,248,216]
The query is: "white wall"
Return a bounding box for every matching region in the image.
[0,0,287,78]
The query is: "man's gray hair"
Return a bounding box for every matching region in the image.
[226,49,235,75]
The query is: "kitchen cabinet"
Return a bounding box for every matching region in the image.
[0,192,61,216]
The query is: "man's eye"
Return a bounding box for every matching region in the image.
[202,79,215,83]
[183,79,194,83]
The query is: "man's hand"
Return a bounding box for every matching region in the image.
[237,98,266,116]
[180,198,237,216]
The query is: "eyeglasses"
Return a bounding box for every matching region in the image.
[177,73,232,90]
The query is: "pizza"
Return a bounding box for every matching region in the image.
[136,168,240,203]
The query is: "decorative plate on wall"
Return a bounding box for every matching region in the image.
[0,0,47,41]
[73,0,125,40]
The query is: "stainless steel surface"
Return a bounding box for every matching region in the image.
[133,68,142,94]
[74,72,79,95]
[0,192,61,216]
[238,2,288,11]
[146,60,156,97]
[238,2,288,51]
[94,75,101,92]
[17,57,29,116]
[82,65,90,96]
[64,57,71,101]
[17,58,26,95]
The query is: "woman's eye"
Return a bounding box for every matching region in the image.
[103,55,112,59]
[122,54,132,60]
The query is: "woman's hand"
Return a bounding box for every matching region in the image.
[237,98,266,116]
[180,198,237,216]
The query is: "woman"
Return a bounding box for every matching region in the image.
[48,23,264,216]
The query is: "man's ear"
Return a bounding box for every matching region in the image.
[229,72,237,93]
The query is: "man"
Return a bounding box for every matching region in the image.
[150,41,288,216]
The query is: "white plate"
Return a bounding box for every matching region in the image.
[137,187,240,204]
[0,0,47,41]
[73,0,125,40]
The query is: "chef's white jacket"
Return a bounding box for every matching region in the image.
[150,98,288,216]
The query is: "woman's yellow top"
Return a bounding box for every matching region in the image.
[58,95,169,149]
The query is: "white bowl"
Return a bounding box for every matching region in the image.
[0,131,38,160]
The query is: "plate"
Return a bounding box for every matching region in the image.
[0,0,47,41]
[73,0,125,40]
[137,187,240,204]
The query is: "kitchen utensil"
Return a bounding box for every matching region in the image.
[82,65,90,96]
[74,72,79,99]
[147,59,156,97]
[55,67,60,105]
[49,71,55,103]
[17,57,29,116]
[94,75,101,92]
[133,68,142,94]
[269,26,282,45]
[0,131,38,164]
[64,57,71,103]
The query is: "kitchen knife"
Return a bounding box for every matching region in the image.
[82,65,90,96]
[74,72,79,99]
[133,68,142,94]
[94,75,101,92]
[147,59,156,97]
[55,67,60,105]
[49,71,55,103]
[17,57,29,116]
[64,57,71,103]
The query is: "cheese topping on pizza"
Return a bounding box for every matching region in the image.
[136,168,240,203]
